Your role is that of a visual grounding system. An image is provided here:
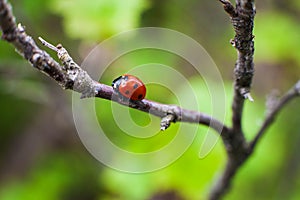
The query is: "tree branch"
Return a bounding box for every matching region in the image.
[0,0,229,134]
[217,0,256,159]
[210,80,300,200]
[231,0,255,133]
[209,1,256,199]
[249,81,300,151]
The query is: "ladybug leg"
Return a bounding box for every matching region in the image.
[115,93,130,105]
[121,96,131,105]
[111,90,124,102]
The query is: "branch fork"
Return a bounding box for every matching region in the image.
[38,37,98,98]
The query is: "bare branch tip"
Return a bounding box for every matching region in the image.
[245,93,254,102]
[240,88,254,101]
[38,37,58,52]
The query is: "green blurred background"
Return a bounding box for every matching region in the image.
[0,0,300,199]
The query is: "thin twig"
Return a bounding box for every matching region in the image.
[249,81,300,151]
[0,0,229,134]
[38,37,98,96]
[38,37,59,51]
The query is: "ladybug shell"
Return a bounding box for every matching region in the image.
[112,74,146,101]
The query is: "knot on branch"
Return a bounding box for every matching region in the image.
[160,114,176,131]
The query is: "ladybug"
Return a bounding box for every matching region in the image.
[112,74,146,101]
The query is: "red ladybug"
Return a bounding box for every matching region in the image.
[112,74,146,101]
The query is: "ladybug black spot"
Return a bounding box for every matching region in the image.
[138,94,143,99]
[125,90,130,95]
[133,83,139,89]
